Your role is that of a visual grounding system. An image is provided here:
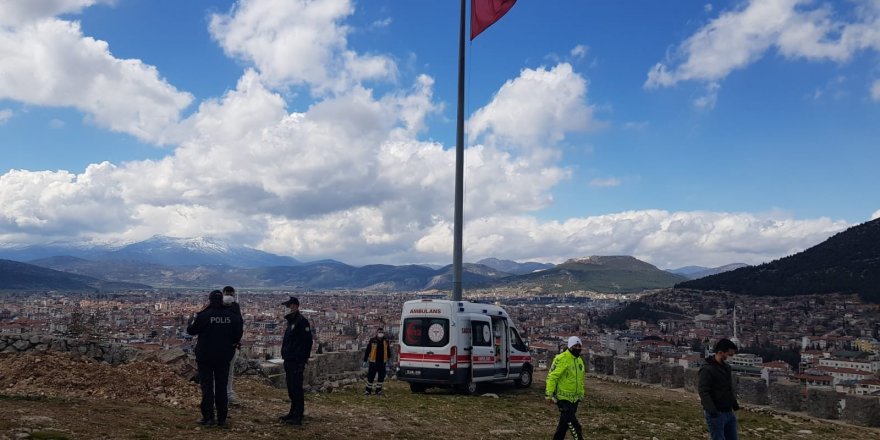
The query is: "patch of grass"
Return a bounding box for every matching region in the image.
[27,431,70,440]
[0,394,49,402]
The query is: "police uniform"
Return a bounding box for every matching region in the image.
[186,291,243,426]
[280,297,313,425]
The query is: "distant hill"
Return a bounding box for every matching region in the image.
[676,218,880,303]
[476,257,554,275]
[497,256,687,293]
[0,259,151,291]
[668,263,749,280]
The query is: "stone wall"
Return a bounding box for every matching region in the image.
[2,333,264,382]
[737,377,769,405]
[659,364,684,388]
[842,395,880,427]
[614,356,638,379]
[683,368,699,393]
[1,333,141,365]
[639,361,662,384]
[580,350,880,428]
[589,354,614,375]
[262,351,364,393]
[769,381,802,411]
[805,388,840,419]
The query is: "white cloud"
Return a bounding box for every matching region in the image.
[0,0,114,28]
[49,118,65,129]
[872,209,880,220]
[694,82,720,109]
[589,177,622,188]
[0,19,193,144]
[0,109,12,124]
[409,211,848,269]
[468,63,603,150]
[646,0,880,98]
[209,0,397,94]
[570,44,588,59]
[370,17,392,30]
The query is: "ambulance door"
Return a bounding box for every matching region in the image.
[469,316,494,380]
[492,317,509,377]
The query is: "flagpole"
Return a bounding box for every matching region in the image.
[452,0,466,302]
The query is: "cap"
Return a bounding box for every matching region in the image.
[281,296,299,306]
[209,290,223,302]
[567,336,582,348]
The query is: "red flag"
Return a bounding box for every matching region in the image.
[471,0,517,40]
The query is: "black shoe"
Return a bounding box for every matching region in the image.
[285,417,303,426]
[216,420,228,428]
[195,418,216,426]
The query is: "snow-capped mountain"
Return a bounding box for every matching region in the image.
[0,235,300,268]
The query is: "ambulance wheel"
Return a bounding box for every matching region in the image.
[409,383,427,393]
[464,381,479,395]
[515,366,533,388]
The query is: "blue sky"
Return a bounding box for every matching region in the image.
[1,0,878,269]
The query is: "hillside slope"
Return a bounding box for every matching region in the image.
[677,218,880,302]
[1,352,873,440]
[502,256,687,293]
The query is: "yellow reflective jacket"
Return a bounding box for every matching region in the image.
[545,350,585,402]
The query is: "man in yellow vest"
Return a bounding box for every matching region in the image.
[362,326,392,396]
[545,336,585,440]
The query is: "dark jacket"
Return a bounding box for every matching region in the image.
[698,356,740,415]
[281,312,313,363]
[186,304,243,363]
[363,336,391,364]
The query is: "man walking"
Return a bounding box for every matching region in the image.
[186,290,243,427]
[362,326,392,396]
[545,336,585,440]
[279,296,313,426]
[699,338,740,440]
[222,286,242,404]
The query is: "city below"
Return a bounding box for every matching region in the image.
[2,287,879,398]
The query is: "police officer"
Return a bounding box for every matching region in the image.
[362,326,392,396]
[186,290,243,427]
[278,296,313,426]
[221,285,242,404]
[545,336,585,440]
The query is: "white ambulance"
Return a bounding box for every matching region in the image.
[397,299,533,394]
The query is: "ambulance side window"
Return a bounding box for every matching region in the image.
[472,322,491,347]
[510,328,528,352]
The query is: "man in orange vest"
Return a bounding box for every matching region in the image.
[362,326,392,396]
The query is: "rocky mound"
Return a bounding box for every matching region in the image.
[0,351,200,408]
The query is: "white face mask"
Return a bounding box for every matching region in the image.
[377,333,385,338]
[223,295,234,305]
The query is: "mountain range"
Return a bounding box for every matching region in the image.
[0,235,692,292]
[10,220,872,297]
